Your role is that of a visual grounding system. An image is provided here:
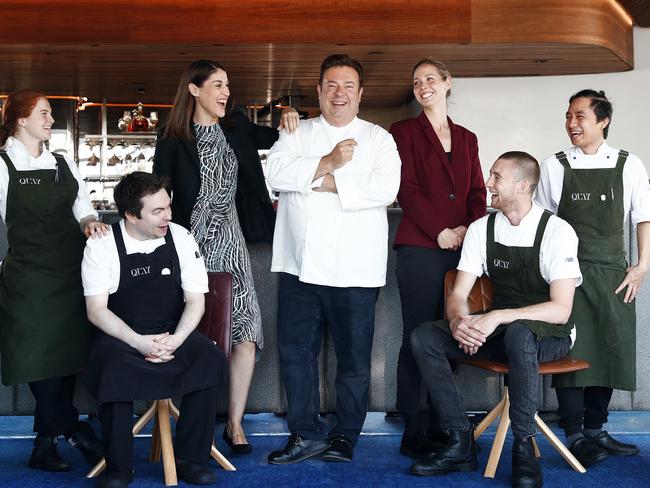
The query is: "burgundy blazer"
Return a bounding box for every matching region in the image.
[390,112,486,250]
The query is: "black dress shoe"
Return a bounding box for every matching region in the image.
[28,435,71,472]
[222,427,252,455]
[321,435,353,462]
[400,434,447,460]
[96,469,133,488]
[267,434,329,465]
[410,427,477,476]
[590,431,639,456]
[176,459,217,485]
[512,437,543,488]
[569,436,608,467]
[68,421,105,465]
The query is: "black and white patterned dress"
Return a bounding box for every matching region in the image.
[191,123,263,349]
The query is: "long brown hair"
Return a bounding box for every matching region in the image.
[0,89,47,147]
[162,60,227,141]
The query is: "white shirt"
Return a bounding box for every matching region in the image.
[266,116,401,287]
[458,203,582,287]
[82,221,208,296]
[0,137,96,222]
[535,142,650,227]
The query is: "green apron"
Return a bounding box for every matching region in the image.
[0,149,90,385]
[436,210,573,339]
[552,150,635,390]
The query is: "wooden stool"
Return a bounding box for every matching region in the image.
[442,269,590,477]
[87,399,235,486]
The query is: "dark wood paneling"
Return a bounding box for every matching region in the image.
[1,0,470,44]
[0,1,639,108]
[619,0,650,27]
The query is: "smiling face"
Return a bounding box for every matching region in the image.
[189,68,230,124]
[317,66,363,127]
[412,63,450,109]
[17,97,54,143]
[565,96,608,154]
[125,189,172,241]
[485,158,522,211]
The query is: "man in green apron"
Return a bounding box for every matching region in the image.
[536,90,650,467]
[409,152,581,488]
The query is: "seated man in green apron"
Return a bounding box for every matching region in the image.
[536,89,650,467]
[409,152,582,488]
[81,172,228,488]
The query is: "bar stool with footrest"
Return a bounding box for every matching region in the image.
[443,269,590,478]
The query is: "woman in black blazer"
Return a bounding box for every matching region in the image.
[154,60,298,454]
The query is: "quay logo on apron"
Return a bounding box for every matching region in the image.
[131,266,151,277]
[18,177,41,185]
[571,192,591,201]
[493,258,510,269]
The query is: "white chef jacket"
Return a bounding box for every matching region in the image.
[535,142,650,227]
[266,116,401,287]
[458,203,582,287]
[82,220,208,296]
[0,136,96,222]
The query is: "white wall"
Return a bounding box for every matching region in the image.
[409,27,650,178]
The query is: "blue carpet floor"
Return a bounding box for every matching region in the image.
[1,412,649,487]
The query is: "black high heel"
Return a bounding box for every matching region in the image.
[222,426,252,455]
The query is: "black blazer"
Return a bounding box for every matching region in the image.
[153,111,278,243]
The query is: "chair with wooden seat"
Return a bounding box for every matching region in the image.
[87,272,237,486]
[443,269,590,478]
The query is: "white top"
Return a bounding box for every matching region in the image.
[0,136,96,222]
[458,203,582,286]
[266,116,401,287]
[82,221,208,296]
[535,141,650,227]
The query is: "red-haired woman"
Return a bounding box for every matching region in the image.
[390,59,486,458]
[0,90,107,471]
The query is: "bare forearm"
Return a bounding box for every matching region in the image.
[313,155,335,182]
[172,298,204,343]
[495,301,571,326]
[87,306,141,348]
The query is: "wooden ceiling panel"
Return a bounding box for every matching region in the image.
[0,1,641,108]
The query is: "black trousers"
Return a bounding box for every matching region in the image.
[277,273,379,444]
[98,385,219,473]
[395,246,460,441]
[28,375,79,437]
[556,386,614,436]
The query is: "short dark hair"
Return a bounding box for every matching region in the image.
[113,172,168,219]
[319,54,364,87]
[569,89,613,139]
[498,151,540,194]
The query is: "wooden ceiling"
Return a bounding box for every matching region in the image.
[0,0,643,109]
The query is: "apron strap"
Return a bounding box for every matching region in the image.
[52,152,67,183]
[112,221,128,262]
[615,149,629,172]
[486,212,497,261]
[163,225,182,288]
[555,151,571,169]
[0,149,17,174]
[533,210,552,249]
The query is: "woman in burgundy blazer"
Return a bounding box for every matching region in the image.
[389,58,486,458]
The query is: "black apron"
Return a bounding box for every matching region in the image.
[85,222,225,404]
[0,149,89,385]
[552,150,635,390]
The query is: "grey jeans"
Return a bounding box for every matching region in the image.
[411,321,571,439]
